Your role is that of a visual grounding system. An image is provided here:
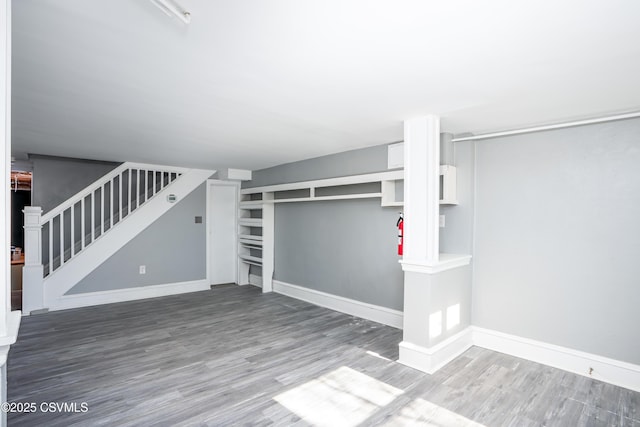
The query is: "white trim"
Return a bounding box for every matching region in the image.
[43,168,214,303]
[217,168,252,181]
[47,279,209,312]
[400,253,472,274]
[272,280,403,329]
[261,193,274,293]
[271,193,383,204]
[451,111,640,142]
[241,170,404,194]
[0,311,20,347]
[472,327,640,393]
[398,327,474,374]
[395,324,640,391]
[206,179,240,286]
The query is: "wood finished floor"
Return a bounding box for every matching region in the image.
[7,285,640,426]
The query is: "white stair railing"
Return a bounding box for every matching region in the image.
[37,162,187,277]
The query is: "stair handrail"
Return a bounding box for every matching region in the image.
[40,162,189,224]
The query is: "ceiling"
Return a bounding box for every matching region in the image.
[11,0,640,170]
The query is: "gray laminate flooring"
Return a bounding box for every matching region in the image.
[7,284,640,426]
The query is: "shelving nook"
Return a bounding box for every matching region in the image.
[237,168,458,292]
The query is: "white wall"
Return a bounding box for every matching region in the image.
[472,117,640,365]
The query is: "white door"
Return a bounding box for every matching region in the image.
[209,183,237,285]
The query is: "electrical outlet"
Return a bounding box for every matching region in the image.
[439,215,445,228]
[139,265,146,275]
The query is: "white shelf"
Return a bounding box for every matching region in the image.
[272,193,383,204]
[238,234,263,241]
[241,170,404,194]
[239,218,263,227]
[400,253,472,274]
[239,239,263,248]
[239,201,263,209]
[380,200,459,207]
[238,254,263,266]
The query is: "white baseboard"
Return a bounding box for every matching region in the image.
[272,280,403,329]
[46,279,210,312]
[398,327,473,374]
[472,326,640,392]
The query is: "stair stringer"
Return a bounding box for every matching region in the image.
[43,168,214,308]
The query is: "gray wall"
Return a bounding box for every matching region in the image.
[31,154,120,212]
[472,117,640,365]
[67,183,207,294]
[247,143,404,311]
[244,144,391,188]
[275,199,403,310]
[440,140,475,254]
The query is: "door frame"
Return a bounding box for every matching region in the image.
[206,179,240,286]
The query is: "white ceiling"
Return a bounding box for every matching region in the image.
[11,0,640,170]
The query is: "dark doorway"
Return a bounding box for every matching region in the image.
[10,170,32,311]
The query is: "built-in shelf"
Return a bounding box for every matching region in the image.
[239,201,263,209]
[381,200,459,207]
[237,167,459,292]
[272,193,383,204]
[238,234,262,241]
[241,171,404,195]
[400,253,472,274]
[382,201,404,207]
[238,254,262,266]
[239,169,457,207]
[238,218,263,227]
[380,166,458,207]
[238,193,267,288]
[239,239,263,248]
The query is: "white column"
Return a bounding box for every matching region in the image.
[398,117,473,375]
[261,192,274,293]
[22,207,45,313]
[402,116,440,265]
[23,207,42,266]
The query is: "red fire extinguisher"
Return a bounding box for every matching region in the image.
[397,213,404,256]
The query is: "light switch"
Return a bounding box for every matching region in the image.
[139,265,146,274]
[439,215,445,228]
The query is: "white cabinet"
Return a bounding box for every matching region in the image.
[237,193,264,285]
[237,191,274,292]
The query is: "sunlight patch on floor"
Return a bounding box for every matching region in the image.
[274,366,404,427]
[382,398,486,427]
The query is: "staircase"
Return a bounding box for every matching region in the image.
[22,162,214,313]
